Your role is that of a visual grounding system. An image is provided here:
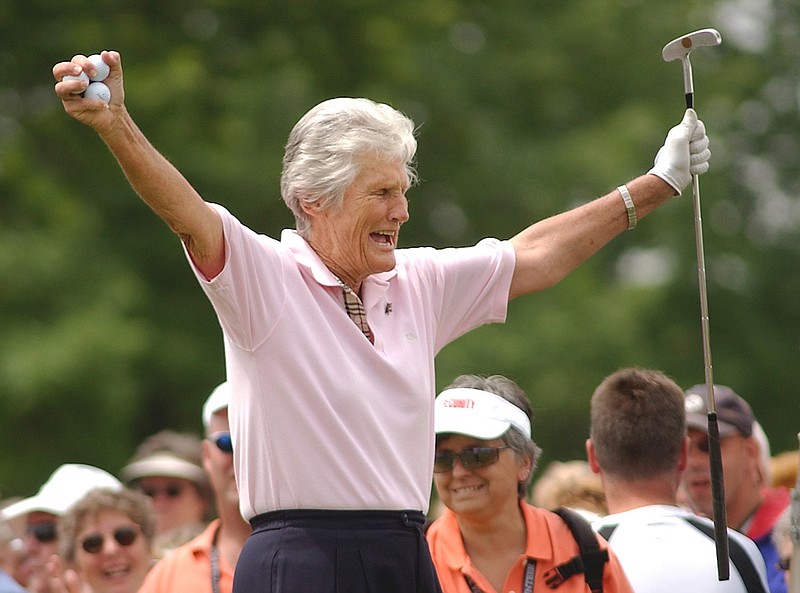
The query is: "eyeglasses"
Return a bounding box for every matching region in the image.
[778,557,791,572]
[210,432,233,454]
[27,522,57,543]
[433,446,511,473]
[81,526,139,554]
[141,484,185,499]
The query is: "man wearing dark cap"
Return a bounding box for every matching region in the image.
[682,384,790,593]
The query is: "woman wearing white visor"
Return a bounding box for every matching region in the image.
[426,374,633,593]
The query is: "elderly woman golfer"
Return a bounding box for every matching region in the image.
[53,50,710,593]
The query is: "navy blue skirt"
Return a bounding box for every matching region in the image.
[233,510,443,593]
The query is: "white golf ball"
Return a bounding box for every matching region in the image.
[84,81,111,103]
[62,71,89,94]
[87,54,110,82]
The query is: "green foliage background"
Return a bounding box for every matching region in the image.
[2,0,799,500]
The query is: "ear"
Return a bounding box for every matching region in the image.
[518,455,533,482]
[586,439,602,474]
[299,199,322,216]
[744,436,764,483]
[677,436,688,472]
[201,439,213,472]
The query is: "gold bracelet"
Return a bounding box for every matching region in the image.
[617,184,637,230]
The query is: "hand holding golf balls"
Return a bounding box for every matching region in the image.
[62,54,111,103]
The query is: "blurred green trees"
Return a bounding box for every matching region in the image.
[1,0,798,498]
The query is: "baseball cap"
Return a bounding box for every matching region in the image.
[434,387,531,439]
[684,383,754,437]
[202,382,230,429]
[0,464,122,520]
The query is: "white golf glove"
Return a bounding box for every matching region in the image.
[648,108,711,195]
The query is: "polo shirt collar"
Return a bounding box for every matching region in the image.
[281,229,398,290]
[437,502,556,572]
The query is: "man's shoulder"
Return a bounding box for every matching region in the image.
[139,546,212,593]
[593,504,685,530]
[749,486,791,540]
[142,521,219,587]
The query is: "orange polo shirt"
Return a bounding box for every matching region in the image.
[426,503,634,593]
[139,520,234,593]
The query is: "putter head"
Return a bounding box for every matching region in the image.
[662,28,722,62]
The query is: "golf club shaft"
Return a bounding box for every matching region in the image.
[691,171,730,580]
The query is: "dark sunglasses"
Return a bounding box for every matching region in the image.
[81,526,139,554]
[778,557,791,572]
[141,484,185,499]
[433,446,510,473]
[689,433,737,454]
[690,435,711,454]
[27,522,57,543]
[210,432,233,454]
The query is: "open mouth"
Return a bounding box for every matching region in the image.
[102,566,132,580]
[452,484,484,495]
[370,231,395,247]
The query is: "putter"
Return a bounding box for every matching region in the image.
[662,28,729,581]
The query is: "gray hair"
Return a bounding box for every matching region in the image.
[60,487,155,562]
[281,98,418,236]
[441,374,541,498]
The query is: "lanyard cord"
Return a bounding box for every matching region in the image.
[210,525,221,593]
[464,560,535,593]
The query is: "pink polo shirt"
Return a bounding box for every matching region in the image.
[189,205,515,519]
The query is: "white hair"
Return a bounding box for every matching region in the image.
[280,98,418,236]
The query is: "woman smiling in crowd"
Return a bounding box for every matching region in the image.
[53,488,155,593]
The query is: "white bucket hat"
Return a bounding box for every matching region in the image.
[1,464,122,520]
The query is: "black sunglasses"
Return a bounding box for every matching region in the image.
[690,435,711,454]
[433,446,510,473]
[689,433,737,454]
[210,432,233,454]
[81,526,139,554]
[141,484,185,499]
[27,522,58,543]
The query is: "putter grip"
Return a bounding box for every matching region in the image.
[708,412,730,580]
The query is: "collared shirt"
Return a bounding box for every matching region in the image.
[426,503,634,593]
[0,570,26,593]
[139,520,233,593]
[593,505,769,593]
[189,205,516,519]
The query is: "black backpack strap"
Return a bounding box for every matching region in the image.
[684,517,768,593]
[543,507,609,593]
[597,524,618,541]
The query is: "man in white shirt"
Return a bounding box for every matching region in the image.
[587,368,769,593]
